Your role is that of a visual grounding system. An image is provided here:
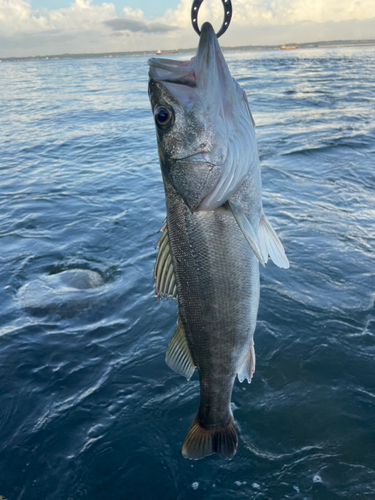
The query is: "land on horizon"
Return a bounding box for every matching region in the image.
[1,39,374,63]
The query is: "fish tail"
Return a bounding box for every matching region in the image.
[182,414,237,460]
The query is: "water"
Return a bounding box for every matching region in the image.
[0,47,374,499]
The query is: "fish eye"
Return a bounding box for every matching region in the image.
[154,106,173,129]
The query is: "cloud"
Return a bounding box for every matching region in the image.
[0,0,116,35]
[104,18,179,34]
[122,7,145,21]
[162,0,375,28]
[0,0,374,58]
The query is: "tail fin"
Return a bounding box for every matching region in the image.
[182,414,238,460]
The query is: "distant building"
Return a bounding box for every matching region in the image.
[156,49,178,55]
[281,45,299,50]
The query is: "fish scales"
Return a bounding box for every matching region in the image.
[165,178,259,442]
[148,22,289,460]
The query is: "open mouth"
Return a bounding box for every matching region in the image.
[148,58,197,88]
[148,22,219,90]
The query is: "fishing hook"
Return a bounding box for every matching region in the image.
[191,0,232,38]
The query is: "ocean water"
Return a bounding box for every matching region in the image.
[0,46,374,500]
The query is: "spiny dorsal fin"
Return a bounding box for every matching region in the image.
[258,214,289,269]
[237,341,256,384]
[154,220,178,300]
[228,199,265,267]
[166,316,196,381]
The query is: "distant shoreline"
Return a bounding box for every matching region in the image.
[1,39,374,63]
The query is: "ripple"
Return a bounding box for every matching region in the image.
[0,47,375,500]
[17,269,107,316]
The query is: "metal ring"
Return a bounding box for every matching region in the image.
[191,0,232,38]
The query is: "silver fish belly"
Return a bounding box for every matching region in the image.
[149,22,289,460]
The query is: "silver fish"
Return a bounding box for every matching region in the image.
[148,22,289,460]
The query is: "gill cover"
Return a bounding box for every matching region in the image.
[148,22,257,211]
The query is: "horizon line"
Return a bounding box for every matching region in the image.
[1,38,375,62]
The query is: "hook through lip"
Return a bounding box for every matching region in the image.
[191,0,232,38]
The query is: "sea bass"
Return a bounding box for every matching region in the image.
[148,22,289,460]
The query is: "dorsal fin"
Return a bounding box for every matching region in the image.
[166,316,196,381]
[154,220,178,300]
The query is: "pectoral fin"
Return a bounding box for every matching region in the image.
[237,342,256,384]
[228,199,265,266]
[154,220,178,300]
[166,316,196,381]
[258,214,289,269]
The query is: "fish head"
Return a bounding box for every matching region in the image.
[148,75,221,212]
[148,22,257,212]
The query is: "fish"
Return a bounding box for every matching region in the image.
[148,22,289,460]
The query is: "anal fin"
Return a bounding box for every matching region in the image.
[258,214,289,269]
[166,316,196,381]
[237,342,256,384]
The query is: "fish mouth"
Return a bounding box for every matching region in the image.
[148,22,220,89]
[191,22,226,87]
[148,56,196,88]
[195,22,217,63]
[149,22,255,212]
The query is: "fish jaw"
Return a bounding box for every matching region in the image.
[193,22,235,115]
[193,23,259,210]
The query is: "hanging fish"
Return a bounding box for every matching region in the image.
[148,22,289,460]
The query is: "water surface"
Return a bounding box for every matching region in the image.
[0,47,375,499]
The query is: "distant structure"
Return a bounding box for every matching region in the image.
[280,45,299,50]
[156,49,178,55]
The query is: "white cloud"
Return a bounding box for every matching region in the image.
[160,0,375,29]
[144,0,375,52]
[0,0,116,34]
[0,0,374,57]
[122,7,144,21]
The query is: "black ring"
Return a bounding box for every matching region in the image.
[191,0,232,38]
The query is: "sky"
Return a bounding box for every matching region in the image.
[1,0,375,58]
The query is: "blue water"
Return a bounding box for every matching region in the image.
[0,47,374,500]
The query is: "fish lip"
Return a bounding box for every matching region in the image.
[197,22,216,53]
[195,22,219,67]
